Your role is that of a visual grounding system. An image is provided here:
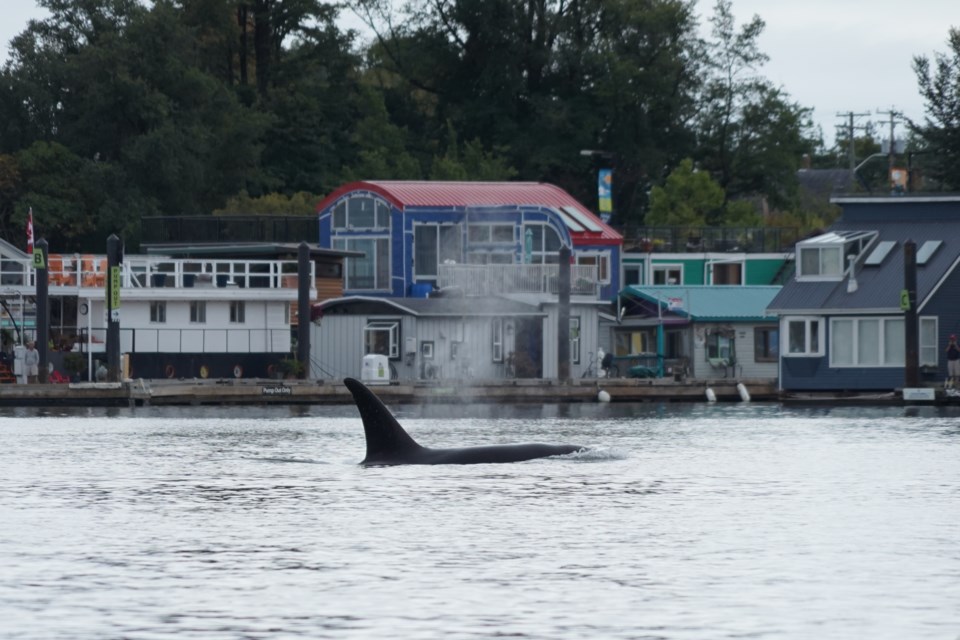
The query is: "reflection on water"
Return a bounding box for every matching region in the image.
[1,403,959,639]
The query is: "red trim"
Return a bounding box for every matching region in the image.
[316,181,622,247]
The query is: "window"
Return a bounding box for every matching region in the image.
[492,318,504,362]
[755,327,779,362]
[366,320,400,358]
[706,333,733,361]
[576,254,610,283]
[468,224,513,243]
[415,224,461,279]
[332,196,390,230]
[523,223,562,264]
[798,246,843,278]
[796,230,876,280]
[149,301,166,323]
[570,317,581,364]
[710,262,743,285]
[784,317,823,356]
[334,237,391,290]
[652,265,682,285]
[189,301,206,323]
[830,317,904,367]
[615,330,653,355]
[920,317,937,367]
[623,265,642,286]
[230,301,245,324]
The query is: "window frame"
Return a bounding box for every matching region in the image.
[492,318,504,363]
[365,320,400,359]
[570,316,581,364]
[782,316,824,357]
[230,301,245,324]
[332,196,390,231]
[189,300,207,324]
[149,301,166,324]
[829,316,905,368]
[919,316,938,367]
[575,253,611,284]
[754,326,779,362]
[652,264,683,285]
[334,236,391,291]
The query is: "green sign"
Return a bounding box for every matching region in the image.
[109,265,121,310]
[32,249,45,269]
[900,289,911,311]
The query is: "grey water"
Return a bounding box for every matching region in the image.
[1,402,959,640]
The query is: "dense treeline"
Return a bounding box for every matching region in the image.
[0,0,950,253]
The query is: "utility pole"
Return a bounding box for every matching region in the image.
[835,111,871,173]
[877,107,903,189]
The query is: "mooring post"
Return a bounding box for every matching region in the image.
[34,238,49,383]
[106,234,123,382]
[297,242,311,379]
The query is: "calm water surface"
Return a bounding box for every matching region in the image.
[0,401,958,639]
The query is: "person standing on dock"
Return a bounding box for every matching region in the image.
[946,335,960,388]
[24,341,39,384]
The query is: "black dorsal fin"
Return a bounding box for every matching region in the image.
[344,378,422,462]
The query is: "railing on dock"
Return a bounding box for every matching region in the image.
[0,255,313,291]
[437,264,600,296]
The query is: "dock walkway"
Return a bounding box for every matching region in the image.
[0,377,778,407]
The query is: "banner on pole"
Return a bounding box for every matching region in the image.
[598,169,613,222]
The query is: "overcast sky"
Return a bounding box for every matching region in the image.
[0,0,955,146]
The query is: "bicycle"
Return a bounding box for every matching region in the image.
[581,350,619,379]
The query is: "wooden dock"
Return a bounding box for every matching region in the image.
[0,377,779,407]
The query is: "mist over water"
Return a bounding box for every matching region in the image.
[1,403,958,639]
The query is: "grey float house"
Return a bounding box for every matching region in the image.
[768,196,960,391]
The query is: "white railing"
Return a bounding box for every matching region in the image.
[437,264,601,296]
[0,255,311,291]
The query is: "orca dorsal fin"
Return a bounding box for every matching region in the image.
[344,378,423,463]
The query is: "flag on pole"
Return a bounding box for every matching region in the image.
[26,207,34,255]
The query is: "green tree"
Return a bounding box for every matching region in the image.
[911,27,960,190]
[696,0,815,209]
[429,122,517,180]
[646,159,723,227]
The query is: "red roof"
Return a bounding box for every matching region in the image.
[316,181,622,246]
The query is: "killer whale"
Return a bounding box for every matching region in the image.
[343,377,585,465]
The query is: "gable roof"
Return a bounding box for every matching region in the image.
[619,285,781,322]
[767,219,960,313]
[316,180,621,246]
[313,295,546,319]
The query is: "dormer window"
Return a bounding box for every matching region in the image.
[796,230,876,281]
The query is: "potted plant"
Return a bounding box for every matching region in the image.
[277,357,305,379]
[64,352,86,382]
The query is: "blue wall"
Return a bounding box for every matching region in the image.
[781,266,960,390]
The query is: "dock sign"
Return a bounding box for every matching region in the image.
[900,289,910,311]
[32,248,45,269]
[108,265,121,311]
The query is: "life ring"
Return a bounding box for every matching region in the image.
[233,364,243,378]
[165,364,175,379]
[200,365,209,379]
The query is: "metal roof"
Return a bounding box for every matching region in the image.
[313,295,545,318]
[619,285,781,322]
[768,220,960,313]
[316,181,622,246]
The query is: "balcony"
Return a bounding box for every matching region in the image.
[617,226,800,253]
[437,264,601,297]
[141,215,318,248]
[0,254,311,292]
